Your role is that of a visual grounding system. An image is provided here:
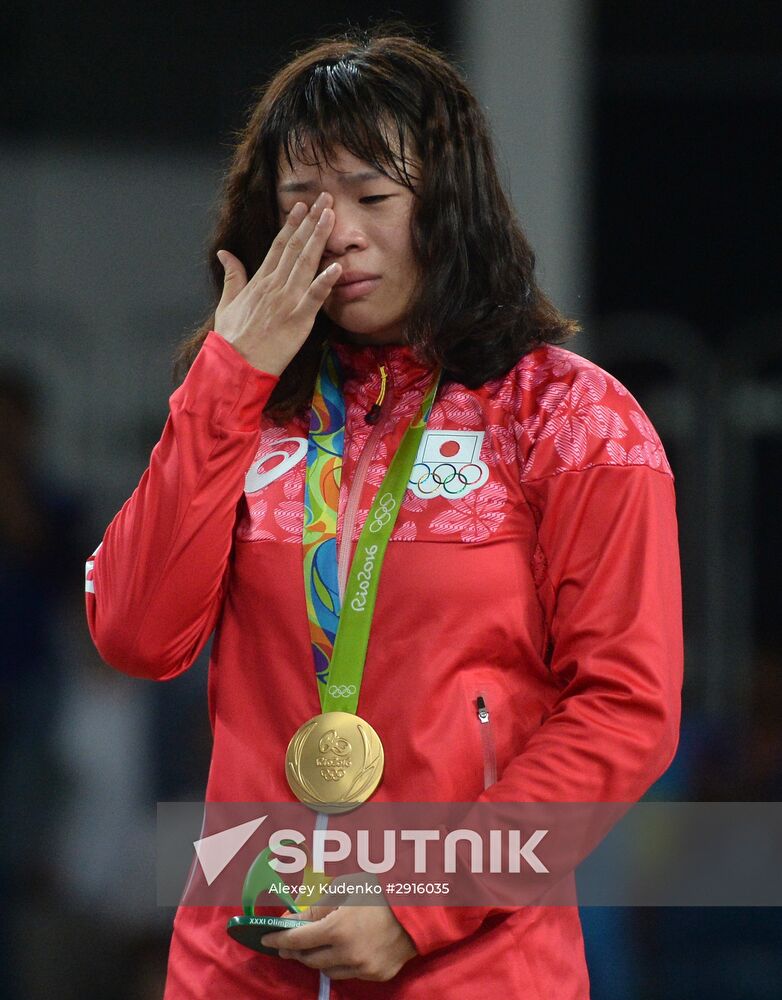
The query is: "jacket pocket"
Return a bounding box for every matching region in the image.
[474,692,498,789]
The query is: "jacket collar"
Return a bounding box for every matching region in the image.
[329,336,434,396]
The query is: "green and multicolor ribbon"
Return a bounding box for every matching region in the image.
[303,345,440,715]
[303,349,345,686]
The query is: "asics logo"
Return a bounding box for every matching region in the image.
[84,542,102,594]
[368,492,396,533]
[328,685,357,698]
[245,437,307,493]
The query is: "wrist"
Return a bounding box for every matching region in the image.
[210,330,285,379]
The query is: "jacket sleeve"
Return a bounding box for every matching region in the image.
[85,331,278,681]
[392,387,684,954]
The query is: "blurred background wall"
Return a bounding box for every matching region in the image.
[1,2,780,998]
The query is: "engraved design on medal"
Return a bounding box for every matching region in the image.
[315,730,352,780]
[285,712,384,814]
[347,724,383,802]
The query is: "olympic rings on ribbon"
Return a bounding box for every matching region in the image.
[328,684,357,698]
[368,492,397,533]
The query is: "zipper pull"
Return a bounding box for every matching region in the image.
[476,695,490,724]
[365,364,388,424]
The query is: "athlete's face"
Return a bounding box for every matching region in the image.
[276,142,420,346]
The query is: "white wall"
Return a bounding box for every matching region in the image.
[456,0,592,331]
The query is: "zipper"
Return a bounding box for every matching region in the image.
[337,363,396,602]
[476,694,498,789]
[364,364,388,424]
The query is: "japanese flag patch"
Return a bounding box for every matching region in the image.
[408,430,489,499]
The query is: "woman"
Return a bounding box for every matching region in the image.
[85,25,683,998]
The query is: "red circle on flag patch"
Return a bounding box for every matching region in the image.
[439,440,460,458]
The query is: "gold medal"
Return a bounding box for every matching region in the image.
[285,711,384,814]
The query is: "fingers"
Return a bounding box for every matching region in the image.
[256,201,310,279]
[265,907,401,982]
[276,947,385,982]
[216,250,248,309]
[304,903,339,921]
[261,909,339,951]
[277,945,336,969]
[282,206,338,299]
[274,195,335,291]
[298,259,342,310]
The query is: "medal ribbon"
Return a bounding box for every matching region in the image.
[302,348,345,687]
[303,345,440,716]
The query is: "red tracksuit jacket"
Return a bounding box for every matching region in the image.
[85,331,683,998]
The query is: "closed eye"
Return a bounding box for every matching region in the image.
[360,195,391,204]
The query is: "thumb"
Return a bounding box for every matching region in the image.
[216,249,247,305]
[304,902,339,921]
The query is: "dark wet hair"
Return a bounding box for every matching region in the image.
[174,22,579,419]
